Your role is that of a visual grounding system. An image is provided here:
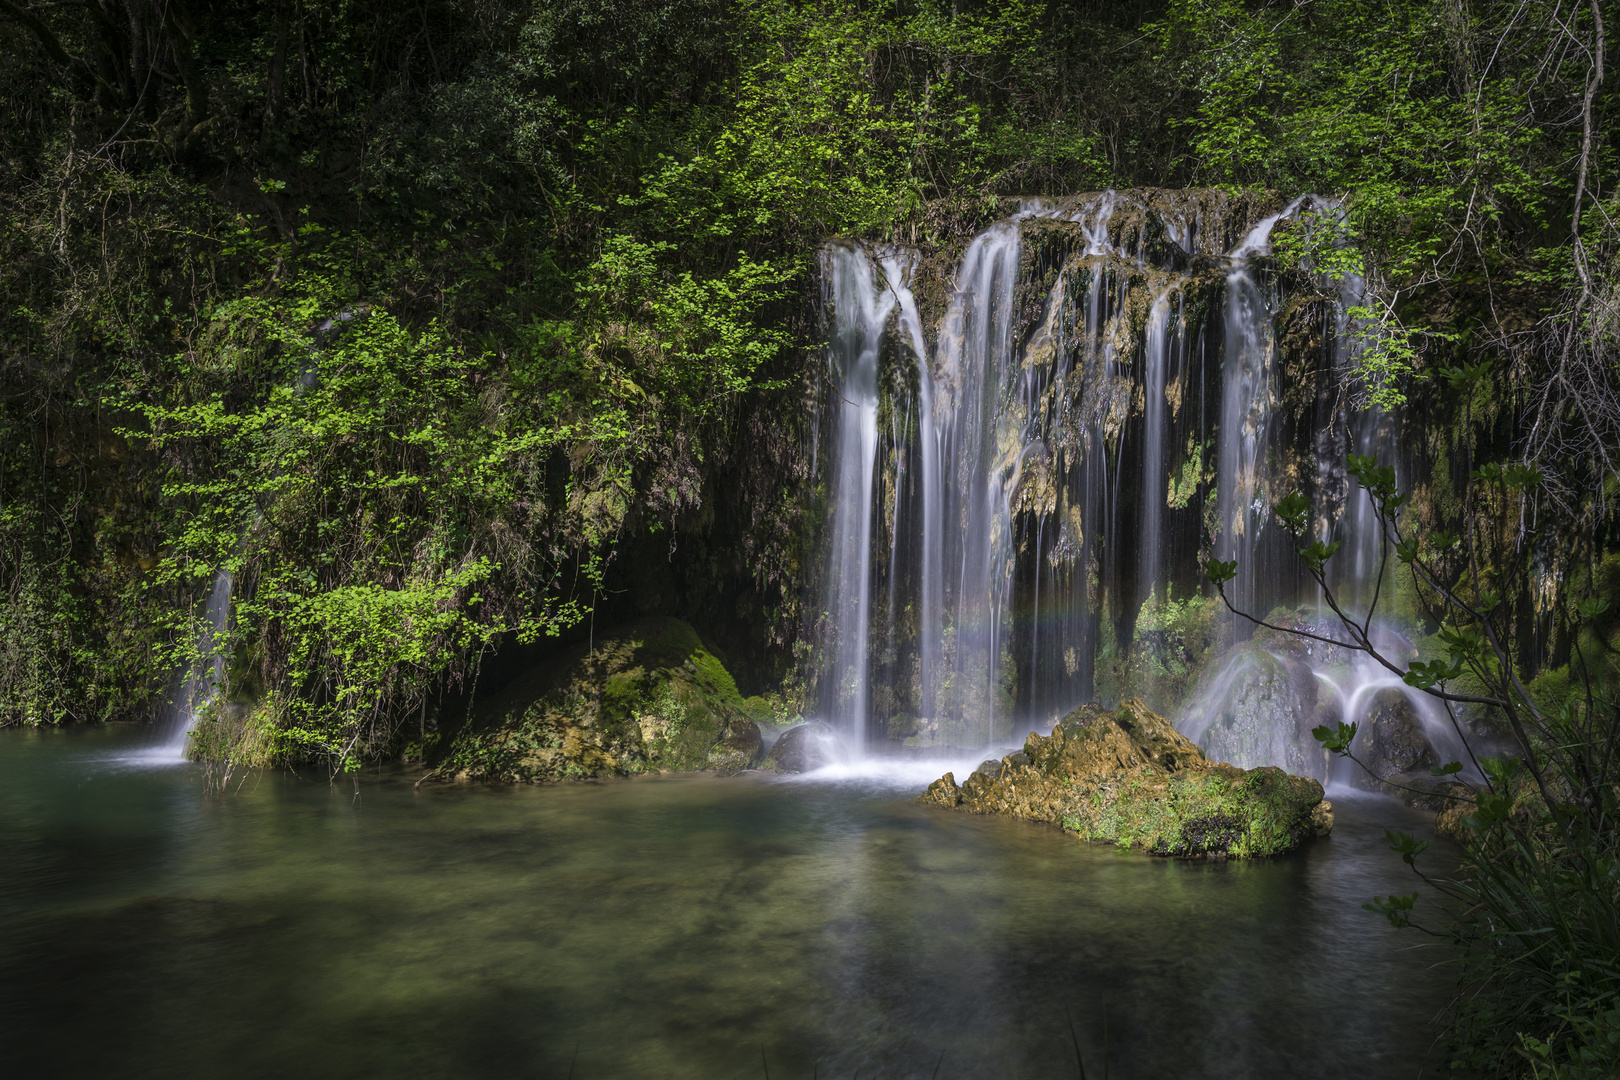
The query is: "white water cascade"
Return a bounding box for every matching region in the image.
[815,191,1393,760]
[1212,198,1307,621]
[818,245,905,753]
[1172,200,1476,785]
[147,567,233,762]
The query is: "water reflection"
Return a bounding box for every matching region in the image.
[0,727,1454,1078]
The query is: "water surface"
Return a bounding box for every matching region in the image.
[1,726,1457,1078]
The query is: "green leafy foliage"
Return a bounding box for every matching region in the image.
[1364,891,1419,929]
[1311,719,1358,755]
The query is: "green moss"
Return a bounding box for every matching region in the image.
[187,698,281,769]
[688,649,743,707]
[437,616,755,783]
[1061,766,1321,857]
[1100,589,1224,715]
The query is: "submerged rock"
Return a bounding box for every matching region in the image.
[766,720,845,773]
[919,698,1332,857]
[436,617,761,782]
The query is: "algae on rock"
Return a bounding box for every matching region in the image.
[437,617,762,782]
[919,698,1331,857]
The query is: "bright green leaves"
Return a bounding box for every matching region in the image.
[1312,719,1359,755]
[1152,0,1287,182]
[1297,539,1341,573]
[1346,308,1429,410]
[1365,891,1419,928]
[133,263,608,768]
[1271,208,1365,284]
[1404,658,1465,689]
[1272,491,1310,533]
[1202,558,1238,586]
[1270,492,1340,569]
[1348,454,1406,510]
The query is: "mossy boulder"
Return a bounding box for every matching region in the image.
[436,617,761,782]
[186,698,280,768]
[918,698,1332,857]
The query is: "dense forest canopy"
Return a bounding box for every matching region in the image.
[0,0,1613,759]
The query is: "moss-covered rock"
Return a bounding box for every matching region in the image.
[435,617,761,782]
[186,698,280,768]
[918,698,1332,857]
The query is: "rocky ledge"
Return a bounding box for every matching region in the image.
[435,617,762,782]
[919,698,1333,857]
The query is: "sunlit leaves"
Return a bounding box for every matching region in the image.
[1312,719,1359,755]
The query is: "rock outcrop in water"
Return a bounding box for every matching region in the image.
[436,617,761,782]
[919,698,1332,857]
[766,720,846,773]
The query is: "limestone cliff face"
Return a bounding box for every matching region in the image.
[919,698,1332,857]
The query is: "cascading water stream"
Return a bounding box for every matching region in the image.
[1139,292,1172,604]
[142,567,232,762]
[930,224,1023,747]
[819,244,895,751]
[813,191,1440,776]
[1213,198,1307,623]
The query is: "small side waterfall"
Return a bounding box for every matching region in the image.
[151,567,233,761]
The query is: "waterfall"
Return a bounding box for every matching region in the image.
[1138,292,1173,605]
[813,190,1407,763]
[818,244,894,751]
[928,224,1023,748]
[146,567,232,762]
[1212,197,1309,623]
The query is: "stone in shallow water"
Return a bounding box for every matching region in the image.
[766,721,845,773]
[918,697,1332,857]
[1355,688,1437,785]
